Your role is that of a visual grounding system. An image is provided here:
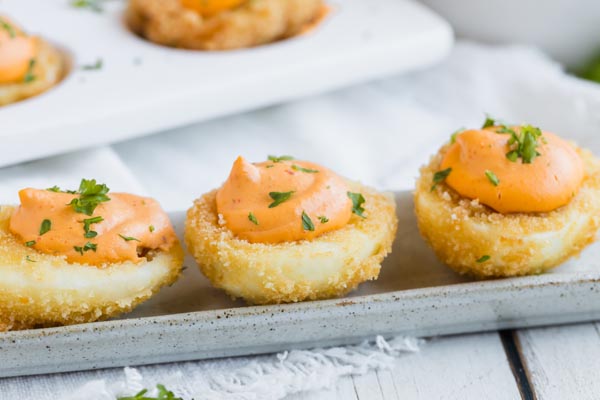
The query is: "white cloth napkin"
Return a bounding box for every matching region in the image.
[2,41,600,399]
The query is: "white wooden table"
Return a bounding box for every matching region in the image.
[284,325,594,400]
[3,43,599,398]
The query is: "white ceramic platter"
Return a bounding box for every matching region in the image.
[2,191,600,378]
[0,0,452,167]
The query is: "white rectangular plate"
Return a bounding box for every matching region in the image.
[0,0,452,167]
[2,191,600,378]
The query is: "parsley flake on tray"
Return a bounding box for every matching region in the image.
[82,58,103,71]
[70,0,105,12]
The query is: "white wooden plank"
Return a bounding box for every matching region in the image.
[517,322,600,400]
[285,333,519,400]
[375,369,401,400]
[353,370,385,400]
[337,377,360,400]
[283,376,358,400]
[391,333,520,400]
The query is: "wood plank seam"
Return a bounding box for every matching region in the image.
[500,330,536,400]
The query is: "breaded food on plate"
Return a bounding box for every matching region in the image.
[0,16,65,106]
[185,156,397,304]
[126,0,325,50]
[415,117,600,277]
[0,179,183,331]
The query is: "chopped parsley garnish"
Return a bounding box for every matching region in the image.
[25,240,36,247]
[450,128,465,144]
[119,234,140,242]
[82,58,103,71]
[506,151,519,162]
[504,125,543,164]
[39,219,52,236]
[70,0,104,12]
[47,185,76,194]
[83,216,104,238]
[291,165,319,173]
[25,255,36,263]
[67,178,111,216]
[476,255,491,263]
[431,168,452,191]
[485,170,500,186]
[74,242,96,255]
[265,165,274,169]
[301,211,315,231]
[248,212,259,225]
[347,192,366,218]
[318,216,329,223]
[268,155,294,163]
[0,19,16,38]
[149,225,155,233]
[117,384,182,400]
[23,59,36,83]
[480,115,543,164]
[268,191,294,208]
[482,115,496,129]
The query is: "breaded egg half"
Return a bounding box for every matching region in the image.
[415,144,600,278]
[126,0,325,51]
[0,206,184,331]
[185,182,397,304]
[0,38,65,107]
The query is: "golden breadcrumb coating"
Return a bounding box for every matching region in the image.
[185,182,397,304]
[126,0,325,50]
[0,206,184,332]
[415,142,600,278]
[0,38,65,107]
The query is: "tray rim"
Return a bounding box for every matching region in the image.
[3,265,598,341]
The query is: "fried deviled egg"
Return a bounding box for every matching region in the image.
[185,156,397,304]
[126,0,326,50]
[0,16,65,106]
[0,179,184,331]
[415,117,600,277]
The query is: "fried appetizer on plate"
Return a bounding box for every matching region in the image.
[127,0,326,50]
[0,16,65,106]
[415,117,600,277]
[185,156,397,304]
[0,179,183,331]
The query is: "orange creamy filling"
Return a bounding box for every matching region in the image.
[216,156,353,243]
[440,127,584,213]
[0,17,36,84]
[9,187,177,265]
[180,0,246,17]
